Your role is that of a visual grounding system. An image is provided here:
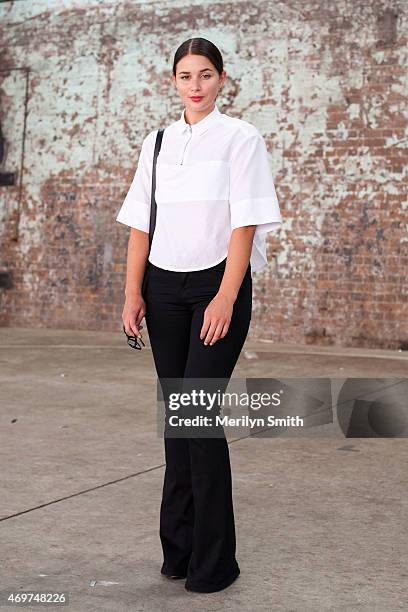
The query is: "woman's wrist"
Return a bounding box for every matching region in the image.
[125,288,143,299]
[217,289,237,304]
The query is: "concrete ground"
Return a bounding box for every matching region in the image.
[0,327,407,612]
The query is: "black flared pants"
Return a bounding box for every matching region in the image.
[144,257,252,592]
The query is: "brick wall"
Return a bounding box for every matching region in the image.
[0,0,407,349]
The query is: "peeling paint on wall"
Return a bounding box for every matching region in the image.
[0,0,406,349]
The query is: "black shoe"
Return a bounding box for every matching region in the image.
[161,569,187,580]
[185,567,240,592]
[165,574,186,580]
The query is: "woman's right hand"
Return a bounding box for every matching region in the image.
[122,294,146,339]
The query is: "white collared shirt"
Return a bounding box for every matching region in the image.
[115,104,282,275]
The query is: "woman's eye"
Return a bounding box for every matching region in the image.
[180,74,212,80]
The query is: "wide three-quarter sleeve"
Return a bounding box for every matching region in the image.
[229,129,282,273]
[115,131,155,233]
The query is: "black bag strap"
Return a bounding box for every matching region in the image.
[148,128,165,251]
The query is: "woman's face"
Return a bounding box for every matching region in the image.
[172,54,226,115]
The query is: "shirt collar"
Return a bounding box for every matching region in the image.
[175,103,222,136]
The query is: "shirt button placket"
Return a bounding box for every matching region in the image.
[180,124,192,165]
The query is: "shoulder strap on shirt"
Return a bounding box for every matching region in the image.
[148,128,165,250]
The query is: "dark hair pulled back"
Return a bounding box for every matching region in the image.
[172,38,224,76]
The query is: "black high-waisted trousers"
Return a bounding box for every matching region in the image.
[144,256,252,593]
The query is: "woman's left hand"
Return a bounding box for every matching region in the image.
[200,293,235,346]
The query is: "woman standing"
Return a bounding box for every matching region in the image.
[116,38,282,593]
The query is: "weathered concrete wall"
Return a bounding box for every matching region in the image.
[0,0,407,349]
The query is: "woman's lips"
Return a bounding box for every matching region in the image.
[190,96,203,102]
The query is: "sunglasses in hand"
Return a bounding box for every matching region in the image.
[123,324,145,350]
